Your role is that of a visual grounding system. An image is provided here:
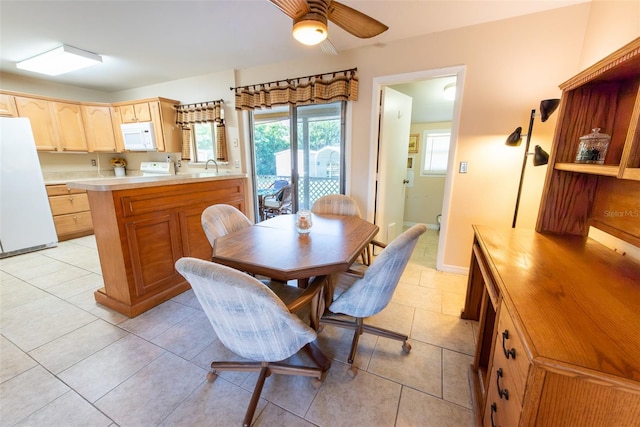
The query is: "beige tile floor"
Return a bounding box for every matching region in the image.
[0,229,478,426]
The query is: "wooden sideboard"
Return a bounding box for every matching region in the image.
[462,226,640,426]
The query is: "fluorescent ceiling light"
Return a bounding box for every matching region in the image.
[292,19,328,46]
[16,45,102,76]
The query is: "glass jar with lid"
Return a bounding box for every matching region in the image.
[575,128,610,164]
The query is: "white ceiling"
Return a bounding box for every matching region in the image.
[1,0,586,94]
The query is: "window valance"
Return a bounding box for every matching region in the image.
[175,100,228,162]
[232,68,358,111]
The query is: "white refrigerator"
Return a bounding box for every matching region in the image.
[0,116,57,257]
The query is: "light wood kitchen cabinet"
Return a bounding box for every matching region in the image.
[117,102,152,123]
[4,90,181,153]
[537,37,640,247]
[112,97,181,152]
[69,177,245,317]
[51,101,88,151]
[81,104,120,152]
[14,95,58,151]
[46,184,93,241]
[0,93,18,117]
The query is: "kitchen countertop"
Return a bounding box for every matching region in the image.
[66,172,247,191]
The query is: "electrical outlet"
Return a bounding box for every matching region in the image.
[459,161,468,173]
[234,160,240,168]
[91,159,96,166]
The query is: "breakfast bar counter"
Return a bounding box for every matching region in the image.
[67,174,247,317]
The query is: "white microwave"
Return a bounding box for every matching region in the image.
[121,122,157,151]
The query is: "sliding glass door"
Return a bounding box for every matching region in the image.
[252,101,345,221]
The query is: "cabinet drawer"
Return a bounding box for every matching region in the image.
[483,375,522,427]
[47,185,86,196]
[496,306,529,401]
[53,211,93,235]
[49,193,90,215]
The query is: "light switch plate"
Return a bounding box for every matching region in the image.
[459,161,468,173]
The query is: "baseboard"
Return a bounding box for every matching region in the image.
[438,263,469,275]
[403,221,439,230]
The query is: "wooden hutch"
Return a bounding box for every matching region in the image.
[463,38,640,426]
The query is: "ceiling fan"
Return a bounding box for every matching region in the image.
[269,0,388,54]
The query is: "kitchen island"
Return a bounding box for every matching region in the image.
[68,173,247,317]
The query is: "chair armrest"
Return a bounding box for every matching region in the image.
[370,239,387,249]
[344,268,365,277]
[286,275,327,313]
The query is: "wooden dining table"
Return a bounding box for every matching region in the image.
[212,213,379,288]
[212,212,378,376]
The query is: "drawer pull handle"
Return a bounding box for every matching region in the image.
[69,197,74,201]
[490,402,498,427]
[496,368,509,400]
[502,330,516,359]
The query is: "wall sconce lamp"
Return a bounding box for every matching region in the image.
[16,44,102,76]
[507,98,560,228]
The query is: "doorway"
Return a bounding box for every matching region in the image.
[251,102,347,221]
[371,66,465,271]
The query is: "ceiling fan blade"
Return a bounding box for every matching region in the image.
[268,0,310,20]
[328,1,388,38]
[320,38,338,55]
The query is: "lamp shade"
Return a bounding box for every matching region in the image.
[506,127,523,145]
[540,99,560,122]
[533,145,549,166]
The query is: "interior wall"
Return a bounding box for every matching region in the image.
[404,122,451,228]
[578,0,640,69]
[3,2,638,272]
[0,72,111,102]
[350,4,592,270]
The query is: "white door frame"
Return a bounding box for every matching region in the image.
[368,65,466,272]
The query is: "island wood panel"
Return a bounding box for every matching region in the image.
[178,198,244,261]
[125,213,183,298]
[87,177,246,317]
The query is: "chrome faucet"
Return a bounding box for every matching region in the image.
[205,159,219,173]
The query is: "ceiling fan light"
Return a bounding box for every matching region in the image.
[293,19,328,46]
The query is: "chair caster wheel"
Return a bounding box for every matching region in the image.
[347,366,358,378]
[206,370,218,382]
[402,341,412,354]
[312,368,328,388]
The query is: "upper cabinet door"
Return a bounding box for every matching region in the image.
[14,96,59,151]
[119,102,152,123]
[52,101,88,151]
[0,94,18,117]
[82,105,118,152]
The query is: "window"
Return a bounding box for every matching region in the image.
[422,130,451,175]
[192,122,216,163]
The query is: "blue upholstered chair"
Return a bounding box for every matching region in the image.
[311,194,362,217]
[175,258,328,427]
[320,224,427,377]
[311,194,377,265]
[201,204,252,258]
